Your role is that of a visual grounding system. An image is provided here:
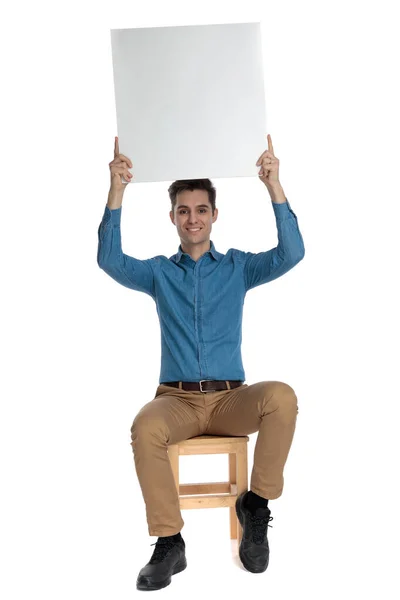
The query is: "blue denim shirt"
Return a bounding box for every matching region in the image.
[97,199,305,383]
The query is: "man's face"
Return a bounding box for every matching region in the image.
[169,189,218,248]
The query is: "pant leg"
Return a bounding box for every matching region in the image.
[130,384,205,537]
[205,381,299,500]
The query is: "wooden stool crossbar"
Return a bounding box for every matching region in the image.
[167,434,249,548]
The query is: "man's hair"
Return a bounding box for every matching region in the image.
[168,179,217,215]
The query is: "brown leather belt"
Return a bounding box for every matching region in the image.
[161,380,244,393]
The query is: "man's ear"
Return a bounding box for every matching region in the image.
[212,208,218,223]
[169,210,175,225]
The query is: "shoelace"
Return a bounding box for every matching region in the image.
[149,538,176,563]
[249,514,274,544]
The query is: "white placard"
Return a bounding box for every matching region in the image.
[110,22,267,183]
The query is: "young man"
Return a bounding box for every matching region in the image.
[97,135,305,591]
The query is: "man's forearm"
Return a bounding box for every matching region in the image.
[267,183,287,204]
[107,188,125,210]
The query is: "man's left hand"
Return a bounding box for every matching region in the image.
[256,134,281,188]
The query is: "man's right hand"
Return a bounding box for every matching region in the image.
[109,136,134,194]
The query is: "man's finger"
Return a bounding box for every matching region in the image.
[256,150,274,165]
[114,136,119,158]
[268,134,274,155]
[118,154,133,168]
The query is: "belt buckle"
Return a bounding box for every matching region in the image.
[199,380,215,393]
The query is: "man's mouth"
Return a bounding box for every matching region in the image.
[186,228,202,233]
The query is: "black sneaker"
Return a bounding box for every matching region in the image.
[235,491,274,573]
[136,535,187,591]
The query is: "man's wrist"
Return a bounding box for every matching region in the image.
[266,183,286,204]
[107,189,125,210]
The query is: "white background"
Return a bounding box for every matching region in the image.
[2,1,399,599]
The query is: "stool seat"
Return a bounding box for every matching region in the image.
[167,434,249,548]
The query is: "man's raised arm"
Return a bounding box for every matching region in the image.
[97,138,156,298]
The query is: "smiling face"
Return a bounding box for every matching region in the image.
[169,189,218,258]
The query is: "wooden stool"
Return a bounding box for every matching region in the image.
[167,434,249,548]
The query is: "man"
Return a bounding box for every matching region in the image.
[97,135,305,591]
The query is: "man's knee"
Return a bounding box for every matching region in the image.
[130,412,166,441]
[261,381,299,415]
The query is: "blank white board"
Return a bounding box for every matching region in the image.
[110,22,267,183]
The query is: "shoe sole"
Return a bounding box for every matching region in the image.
[136,557,187,591]
[235,493,268,574]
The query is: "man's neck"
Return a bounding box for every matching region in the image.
[181,239,211,262]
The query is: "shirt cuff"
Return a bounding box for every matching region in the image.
[103,204,122,226]
[271,198,294,219]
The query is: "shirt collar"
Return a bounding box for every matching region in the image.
[173,239,220,263]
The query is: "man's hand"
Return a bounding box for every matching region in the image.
[256,134,281,189]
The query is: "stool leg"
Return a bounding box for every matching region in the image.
[235,443,248,548]
[229,453,237,539]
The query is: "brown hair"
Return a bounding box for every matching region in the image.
[168,179,216,215]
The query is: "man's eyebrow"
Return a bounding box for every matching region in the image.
[176,204,210,210]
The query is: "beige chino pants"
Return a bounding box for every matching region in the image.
[130,380,299,537]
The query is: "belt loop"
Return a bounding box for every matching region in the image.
[226,380,231,390]
[179,381,182,390]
